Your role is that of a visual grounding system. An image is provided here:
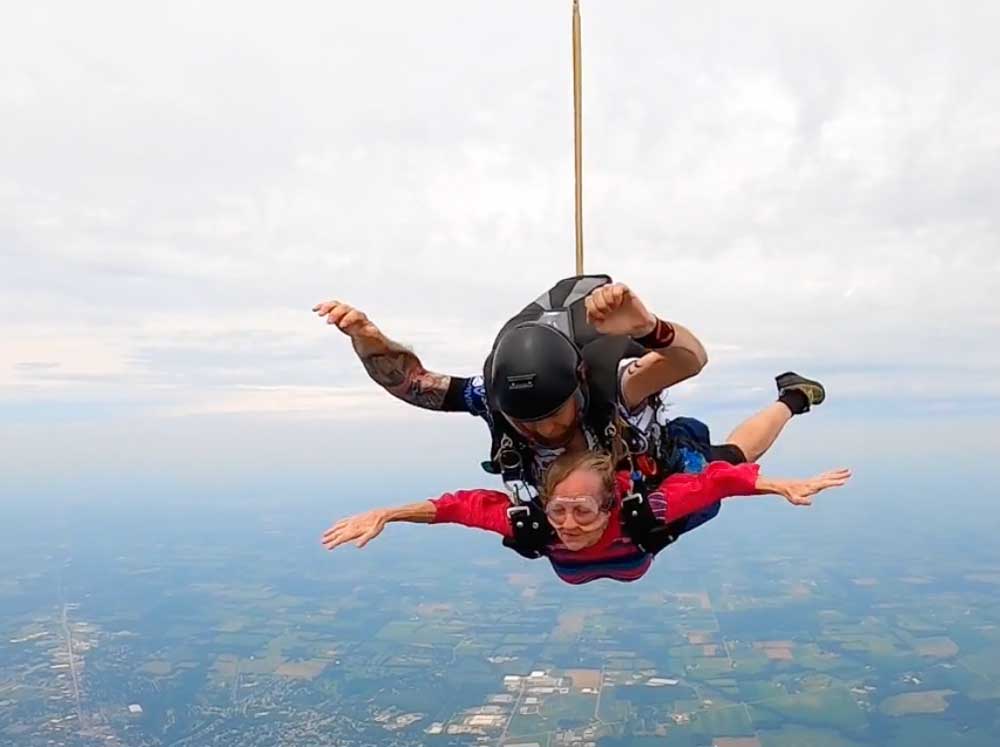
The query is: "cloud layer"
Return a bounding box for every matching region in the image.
[2,1,998,485]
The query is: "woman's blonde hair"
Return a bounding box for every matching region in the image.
[538,405,636,505]
[540,449,617,506]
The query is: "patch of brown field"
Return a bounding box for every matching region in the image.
[242,656,283,676]
[702,645,719,656]
[753,641,795,661]
[674,591,712,610]
[881,690,955,716]
[688,632,713,645]
[275,659,329,680]
[212,655,238,677]
[564,669,601,689]
[211,654,283,678]
[764,647,794,661]
[415,603,452,617]
[852,577,879,587]
[552,611,589,641]
[141,661,172,676]
[915,637,959,658]
[714,737,761,747]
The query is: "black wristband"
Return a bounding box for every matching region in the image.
[442,376,472,412]
[635,318,675,349]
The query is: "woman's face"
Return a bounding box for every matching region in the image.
[546,467,612,551]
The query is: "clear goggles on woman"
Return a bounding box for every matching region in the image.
[544,495,609,527]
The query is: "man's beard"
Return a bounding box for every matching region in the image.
[528,429,576,449]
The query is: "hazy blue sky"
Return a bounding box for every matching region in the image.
[2,1,998,504]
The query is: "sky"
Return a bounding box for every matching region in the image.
[2,1,998,504]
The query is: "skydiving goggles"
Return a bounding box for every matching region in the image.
[544,495,611,527]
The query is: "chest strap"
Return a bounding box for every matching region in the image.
[620,492,688,557]
[502,503,555,559]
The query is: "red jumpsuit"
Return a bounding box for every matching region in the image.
[431,461,760,584]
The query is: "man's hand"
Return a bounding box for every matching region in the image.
[313,300,389,356]
[312,299,457,411]
[321,510,389,551]
[776,469,852,506]
[585,283,657,338]
[313,300,379,339]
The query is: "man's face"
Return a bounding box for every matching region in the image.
[506,395,581,449]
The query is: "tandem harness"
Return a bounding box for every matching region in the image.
[501,444,690,560]
[482,275,650,486]
[479,274,688,558]
[501,480,690,560]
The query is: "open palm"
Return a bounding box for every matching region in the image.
[783,469,852,506]
[321,510,388,550]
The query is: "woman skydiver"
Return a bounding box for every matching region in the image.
[320,449,850,586]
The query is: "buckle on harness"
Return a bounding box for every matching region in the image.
[504,503,551,559]
[619,492,677,554]
[506,504,540,530]
[496,433,536,502]
[621,492,645,518]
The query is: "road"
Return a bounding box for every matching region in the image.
[61,603,85,727]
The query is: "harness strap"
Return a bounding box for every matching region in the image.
[620,492,687,557]
[502,503,554,559]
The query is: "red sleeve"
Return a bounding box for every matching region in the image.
[658,462,761,522]
[430,489,513,538]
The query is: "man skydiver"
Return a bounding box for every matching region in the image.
[315,280,704,418]
[312,278,825,488]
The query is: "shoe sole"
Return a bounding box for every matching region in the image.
[776,372,826,406]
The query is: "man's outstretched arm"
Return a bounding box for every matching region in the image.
[313,300,472,412]
[584,283,709,409]
[319,487,512,552]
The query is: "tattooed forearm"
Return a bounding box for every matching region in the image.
[404,370,450,409]
[361,351,410,389]
[361,350,451,410]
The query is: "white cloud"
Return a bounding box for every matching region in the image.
[1,0,998,481]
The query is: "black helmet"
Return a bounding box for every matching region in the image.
[491,323,583,421]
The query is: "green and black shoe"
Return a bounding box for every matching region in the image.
[775,372,826,414]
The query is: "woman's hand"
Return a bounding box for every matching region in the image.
[321,509,390,550]
[776,468,852,506]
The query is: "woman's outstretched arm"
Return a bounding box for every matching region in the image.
[320,488,514,552]
[321,501,436,551]
[657,462,852,523]
[754,469,852,506]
